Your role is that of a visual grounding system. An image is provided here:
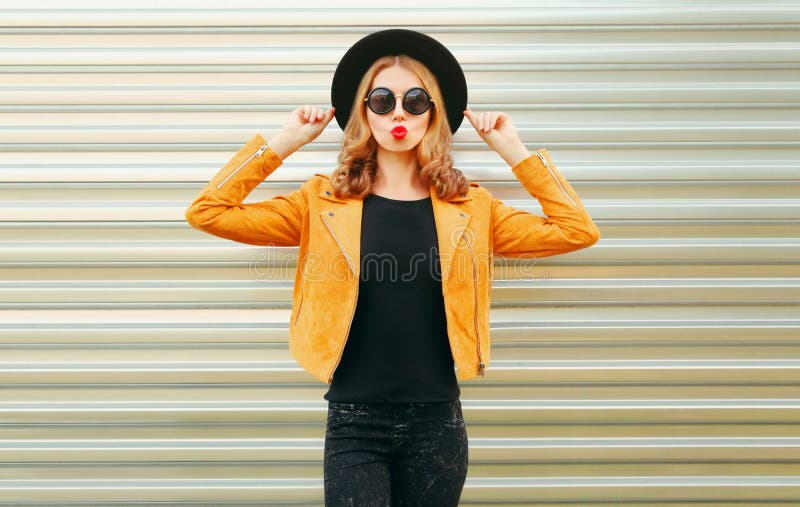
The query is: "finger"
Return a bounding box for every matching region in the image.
[302,105,310,121]
[489,111,497,130]
[466,108,479,127]
[478,113,484,131]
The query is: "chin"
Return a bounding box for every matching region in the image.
[378,135,422,151]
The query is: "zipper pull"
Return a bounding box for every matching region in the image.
[254,143,268,158]
[478,362,485,376]
[536,151,549,167]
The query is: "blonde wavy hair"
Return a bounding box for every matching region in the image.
[329,54,470,200]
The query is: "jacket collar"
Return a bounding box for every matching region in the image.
[315,175,472,281]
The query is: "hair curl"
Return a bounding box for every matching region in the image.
[329,54,470,200]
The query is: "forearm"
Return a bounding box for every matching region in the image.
[184,132,305,246]
[496,140,532,168]
[267,131,304,161]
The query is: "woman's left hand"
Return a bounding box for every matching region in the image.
[463,107,531,167]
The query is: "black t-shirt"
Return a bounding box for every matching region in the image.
[323,192,461,402]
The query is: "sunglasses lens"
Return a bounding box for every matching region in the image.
[368,88,394,114]
[404,88,431,114]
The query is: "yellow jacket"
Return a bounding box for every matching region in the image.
[185,133,600,384]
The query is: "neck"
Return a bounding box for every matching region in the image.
[373,146,427,194]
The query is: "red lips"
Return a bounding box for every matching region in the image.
[390,126,407,139]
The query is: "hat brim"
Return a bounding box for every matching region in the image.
[330,29,467,135]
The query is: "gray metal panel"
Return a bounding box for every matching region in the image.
[1,1,799,505]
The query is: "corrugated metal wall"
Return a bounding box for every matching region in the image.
[2,1,799,504]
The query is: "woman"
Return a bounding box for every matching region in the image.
[186,29,600,507]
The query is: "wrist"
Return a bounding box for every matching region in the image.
[499,141,532,168]
[267,131,303,161]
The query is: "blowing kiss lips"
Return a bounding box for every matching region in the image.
[390,126,407,139]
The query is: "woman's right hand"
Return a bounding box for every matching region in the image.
[267,105,336,161]
[282,105,337,149]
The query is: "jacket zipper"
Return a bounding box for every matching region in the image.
[321,213,358,383]
[462,231,485,376]
[216,142,269,189]
[292,286,303,326]
[537,151,577,207]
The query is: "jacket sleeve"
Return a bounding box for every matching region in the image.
[185,133,307,247]
[491,148,600,258]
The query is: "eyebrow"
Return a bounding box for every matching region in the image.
[372,86,423,93]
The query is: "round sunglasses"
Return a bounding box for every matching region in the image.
[363,87,434,115]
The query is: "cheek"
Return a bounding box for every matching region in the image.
[366,117,381,135]
[414,116,431,135]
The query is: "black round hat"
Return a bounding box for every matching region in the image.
[331,29,467,134]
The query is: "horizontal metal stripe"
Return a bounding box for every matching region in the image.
[0,265,797,281]
[1,2,800,26]
[0,239,798,263]
[1,381,799,398]
[5,436,800,448]
[3,220,799,231]
[4,237,800,248]
[2,182,799,199]
[2,278,797,287]
[1,306,798,327]
[0,361,797,384]
[3,44,800,66]
[2,477,800,488]
[2,346,800,363]
[1,278,798,305]
[3,140,800,153]
[0,398,800,414]
[3,399,800,410]
[3,358,800,368]
[2,200,798,220]
[1,469,798,496]
[1,415,798,436]
[3,386,800,406]
[2,21,800,35]
[1,158,800,182]
[2,438,799,464]
[7,62,800,75]
[6,437,800,446]
[3,477,797,505]
[2,126,800,145]
[0,414,798,429]
[2,83,799,103]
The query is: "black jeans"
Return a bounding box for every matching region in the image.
[323,398,468,506]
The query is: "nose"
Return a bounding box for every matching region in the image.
[392,94,405,120]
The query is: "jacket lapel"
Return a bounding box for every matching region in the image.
[318,179,472,281]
